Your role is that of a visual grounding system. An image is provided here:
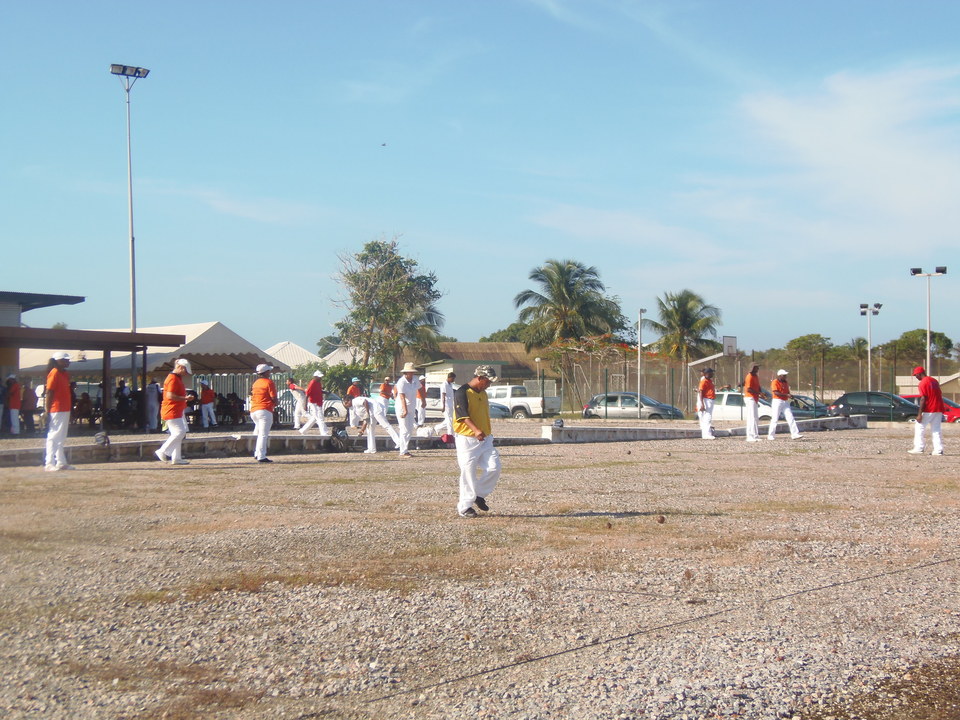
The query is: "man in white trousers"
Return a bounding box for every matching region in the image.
[742,364,762,442]
[287,377,307,430]
[416,375,428,427]
[767,369,803,440]
[44,352,73,471]
[434,372,456,436]
[156,359,193,465]
[299,370,329,436]
[368,392,401,451]
[453,365,502,518]
[695,367,716,439]
[394,363,420,458]
[908,366,945,455]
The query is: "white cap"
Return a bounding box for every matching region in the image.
[419,375,425,380]
[52,351,71,361]
[175,358,193,374]
[6,374,16,380]
[313,370,324,378]
[256,363,273,374]
[777,368,789,375]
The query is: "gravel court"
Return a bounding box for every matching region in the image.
[0,422,958,719]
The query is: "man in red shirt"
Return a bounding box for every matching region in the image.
[695,367,717,439]
[6,375,22,435]
[156,359,192,465]
[909,366,945,455]
[298,370,329,436]
[767,369,803,440]
[199,381,218,429]
[44,352,73,471]
[743,364,762,442]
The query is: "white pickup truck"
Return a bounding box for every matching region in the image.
[485,385,560,419]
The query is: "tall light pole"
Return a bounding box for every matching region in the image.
[909,267,947,372]
[110,64,149,335]
[637,308,647,419]
[859,303,881,391]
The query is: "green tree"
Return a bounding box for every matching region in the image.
[334,239,444,371]
[316,335,340,356]
[479,321,531,343]
[845,337,868,390]
[881,329,954,368]
[643,289,721,407]
[513,259,625,352]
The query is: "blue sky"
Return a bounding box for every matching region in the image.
[3,0,958,356]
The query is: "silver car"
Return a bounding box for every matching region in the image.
[582,391,684,420]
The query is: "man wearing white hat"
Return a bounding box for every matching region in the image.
[44,352,73,471]
[394,362,420,458]
[767,369,803,440]
[299,370,329,436]
[156,358,193,465]
[250,363,278,462]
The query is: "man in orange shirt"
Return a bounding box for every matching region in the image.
[6,375,22,435]
[695,367,717,439]
[156,359,193,465]
[767,369,803,440]
[199,381,218,429]
[250,363,278,463]
[44,352,73,471]
[345,377,365,434]
[743,364,762,442]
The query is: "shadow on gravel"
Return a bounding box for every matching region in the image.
[496,510,721,519]
[804,654,960,720]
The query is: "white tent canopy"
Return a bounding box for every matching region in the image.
[263,341,322,370]
[19,321,289,377]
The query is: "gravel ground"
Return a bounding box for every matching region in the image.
[0,420,958,719]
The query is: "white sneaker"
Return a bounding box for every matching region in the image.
[155,449,168,462]
[907,448,924,454]
[44,465,59,472]
[745,438,760,442]
[791,434,804,440]
[932,450,944,456]
[363,449,377,454]
[172,459,190,465]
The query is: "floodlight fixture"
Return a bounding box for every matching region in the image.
[110,64,149,78]
[909,265,948,371]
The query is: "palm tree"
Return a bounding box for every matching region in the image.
[644,289,722,407]
[514,259,623,351]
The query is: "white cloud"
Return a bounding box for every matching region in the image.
[149,182,324,225]
[739,65,960,233]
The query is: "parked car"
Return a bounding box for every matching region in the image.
[710,391,818,421]
[900,394,960,422]
[791,394,829,416]
[488,401,511,419]
[582,391,684,420]
[711,391,773,421]
[827,392,919,421]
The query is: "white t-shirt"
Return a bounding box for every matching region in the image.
[394,375,420,416]
[440,380,455,412]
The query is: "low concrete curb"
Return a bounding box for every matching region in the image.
[0,431,553,468]
[542,414,868,443]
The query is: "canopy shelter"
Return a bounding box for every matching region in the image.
[263,341,322,369]
[18,322,290,378]
[1,325,186,417]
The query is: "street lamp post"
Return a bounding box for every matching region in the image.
[110,64,149,335]
[637,308,647,419]
[909,267,947,371]
[110,63,149,396]
[859,303,881,391]
[535,357,542,419]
